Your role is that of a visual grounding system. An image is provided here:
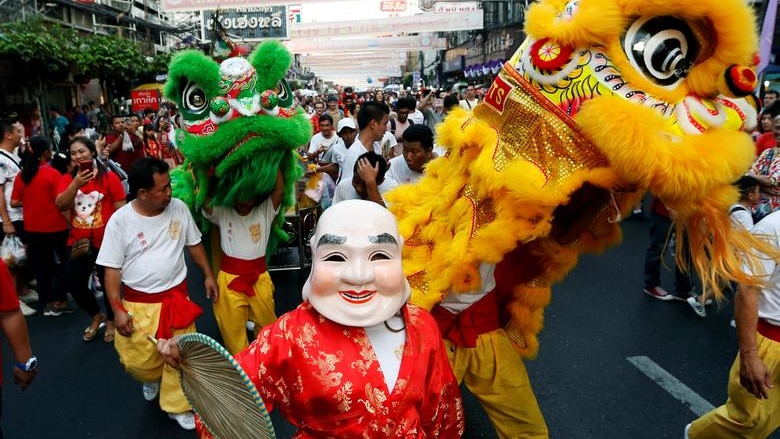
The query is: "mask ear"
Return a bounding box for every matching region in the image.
[163,51,221,123]
[248,40,292,92]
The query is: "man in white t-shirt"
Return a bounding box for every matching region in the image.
[0,118,35,315]
[340,101,389,184]
[332,151,398,207]
[459,85,479,110]
[201,172,283,355]
[307,114,340,161]
[97,158,218,431]
[685,209,780,439]
[313,118,355,181]
[387,124,436,185]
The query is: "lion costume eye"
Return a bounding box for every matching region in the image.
[181,81,209,115]
[623,16,700,87]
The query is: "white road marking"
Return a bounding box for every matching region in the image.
[627,355,716,416]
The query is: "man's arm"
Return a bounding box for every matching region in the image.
[356,158,385,207]
[187,243,218,303]
[0,309,35,389]
[270,171,284,211]
[735,283,774,398]
[107,133,123,155]
[0,184,15,235]
[105,267,134,337]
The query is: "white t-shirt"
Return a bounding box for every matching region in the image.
[742,211,780,325]
[202,199,279,260]
[460,98,479,110]
[96,198,202,293]
[0,150,22,222]
[331,178,398,205]
[321,138,349,180]
[440,263,496,314]
[307,132,340,155]
[387,155,424,185]
[364,315,405,392]
[729,204,753,230]
[409,109,425,125]
[374,132,398,160]
[340,138,382,184]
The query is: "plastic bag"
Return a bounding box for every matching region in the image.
[1,235,26,267]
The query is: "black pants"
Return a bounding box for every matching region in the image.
[25,230,69,304]
[67,247,113,321]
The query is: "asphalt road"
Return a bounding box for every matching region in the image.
[3,212,779,439]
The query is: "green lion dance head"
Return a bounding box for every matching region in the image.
[164,40,311,244]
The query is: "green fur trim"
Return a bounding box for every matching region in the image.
[249,40,292,92]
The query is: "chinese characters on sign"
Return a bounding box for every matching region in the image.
[202,6,289,41]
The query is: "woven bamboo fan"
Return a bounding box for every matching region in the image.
[176,333,276,439]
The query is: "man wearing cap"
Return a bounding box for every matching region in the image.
[308,117,356,183]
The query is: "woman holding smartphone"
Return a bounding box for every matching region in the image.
[55,137,126,342]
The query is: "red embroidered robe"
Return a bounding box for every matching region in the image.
[199,301,464,438]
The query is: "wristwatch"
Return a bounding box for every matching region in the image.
[15,356,37,372]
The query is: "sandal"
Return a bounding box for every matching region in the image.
[103,322,115,343]
[82,313,106,342]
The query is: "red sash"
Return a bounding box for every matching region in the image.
[430,292,500,348]
[220,255,267,298]
[758,318,780,343]
[122,281,203,339]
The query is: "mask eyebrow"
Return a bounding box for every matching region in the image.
[368,233,398,245]
[317,233,347,247]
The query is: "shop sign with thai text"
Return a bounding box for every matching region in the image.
[202,6,288,40]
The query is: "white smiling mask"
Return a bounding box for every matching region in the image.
[302,200,411,327]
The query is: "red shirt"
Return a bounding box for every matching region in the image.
[310,113,321,134]
[106,131,145,174]
[755,132,777,157]
[0,259,19,387]
[11,164,69,232]
[56,171,126,247]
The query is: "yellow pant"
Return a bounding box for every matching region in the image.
[689,333,780,438]
[447,329,549,439]
[114,300,195,414]
[214,270,276,355]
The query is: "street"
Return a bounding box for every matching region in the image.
[3,212,778,439]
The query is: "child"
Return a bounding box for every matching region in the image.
[201,172,283,354]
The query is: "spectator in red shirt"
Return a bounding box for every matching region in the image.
[10,137,73,317]
[310,101,325,134]
[105,115,144,175]
[0,258,36,436]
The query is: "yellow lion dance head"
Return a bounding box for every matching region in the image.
[388,0,768,357]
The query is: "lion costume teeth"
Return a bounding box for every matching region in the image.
[387,0,770,358]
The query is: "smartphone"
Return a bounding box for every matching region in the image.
[79,161,94,172]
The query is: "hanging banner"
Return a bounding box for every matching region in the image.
[290,10,483,39]
[285,35,446,54]
[162,0,330,13]
[202,6,288,41]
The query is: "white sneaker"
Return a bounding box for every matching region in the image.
[19,290,38,303]
[19,300,36,316]
[686,296,707,318]
[730,319,737,328]
[142,381,160,401]
[168,411,196,430]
